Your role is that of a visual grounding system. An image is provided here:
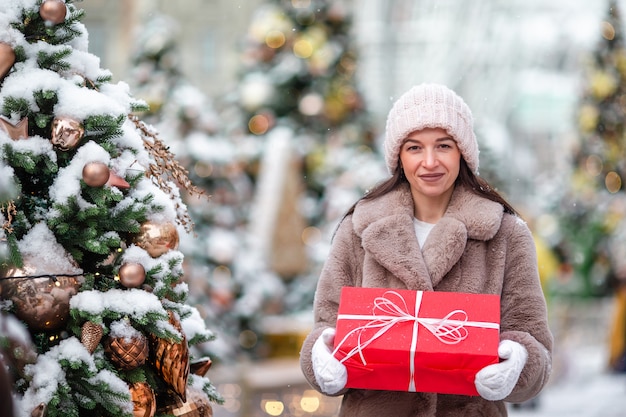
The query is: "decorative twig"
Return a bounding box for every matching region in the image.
[1,200,16,234]
[129,114,207,233]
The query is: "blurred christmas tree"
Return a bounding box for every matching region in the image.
[0,1,222,416]
[553,0,626,297]
[223,0,386,357]
[127,13,287,362]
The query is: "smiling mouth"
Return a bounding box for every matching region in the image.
[419,173,444,182]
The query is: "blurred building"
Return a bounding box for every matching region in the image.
[80,0,264,97]
[80,0,616,215]
[352,0,609,213]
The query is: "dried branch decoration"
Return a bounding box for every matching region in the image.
[1,200,16,234]
[129,114,206,233]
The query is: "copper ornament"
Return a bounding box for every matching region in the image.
[156,387,213,417]
[0,116,28,140]
[39,0,67,24]
[51,116,84,150]
[82,162,110,187]
[104,332,149,370]
[80,321,103,353]
[106,172,131,189]
[118,263,146,288]
[189,357,212,377]
[30,403,47,417]
[0,269,82,332]
[0,42,15,83]
[150,311,189,401]
[129,382,156,417]
[134,221,179,258]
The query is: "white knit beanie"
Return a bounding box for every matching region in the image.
[384,83,479,174]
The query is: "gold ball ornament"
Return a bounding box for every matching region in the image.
[82,162,110,187]
[0,42,16,83]
[0,269,82,332]
[118,263,146,288]
[156,387,213,417]
[129,382,157,417]
[104,332,149,370]
[149,311,189,401]
[39,0,67,24]
[134,221,179,258]
[51,116,84,151]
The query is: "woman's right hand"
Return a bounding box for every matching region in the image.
[311,328,348,395]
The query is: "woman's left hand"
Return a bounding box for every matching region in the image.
[474,339,528,401]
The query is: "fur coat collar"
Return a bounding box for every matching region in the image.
[351,183,504,290]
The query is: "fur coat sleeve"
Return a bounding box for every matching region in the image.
[299,215,363,395]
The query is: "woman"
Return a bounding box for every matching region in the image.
[300,83,552,416]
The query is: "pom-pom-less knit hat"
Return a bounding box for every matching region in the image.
[384,83,479,174]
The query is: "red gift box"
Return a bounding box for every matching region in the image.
[333,287,500,396]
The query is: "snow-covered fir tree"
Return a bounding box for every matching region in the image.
[552,0,626,297]
[126,12,287,361]
[225,0,386,356]
[0,1,222,416]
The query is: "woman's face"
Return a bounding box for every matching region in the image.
[399,127,461,202]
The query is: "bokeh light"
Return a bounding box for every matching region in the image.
[299,93,324,116]
[219,383,242,413]
[194,161,213,178]
[292,0,311,8]
[602,21,616,40]
[239,329,258,349]
[300,391,321,412]
[605,171,622,193]
[263,400,285,416]
[265,30,286,48]
[302,226,322,247]
[585,154,603,176]
[249,114,271,135]
[293,39,313,58]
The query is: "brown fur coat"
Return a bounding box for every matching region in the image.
[300,183,553,417]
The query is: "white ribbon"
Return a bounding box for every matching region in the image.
[333,290,499,392]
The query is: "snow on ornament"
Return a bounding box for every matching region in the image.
[50,116,85,150]
[0,223,83,332]
[39,0,67,25]
[104,320,149,370]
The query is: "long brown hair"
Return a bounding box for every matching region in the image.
[343,158,517,219]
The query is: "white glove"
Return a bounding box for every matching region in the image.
[475,339,528,401]
[311,328,348,395]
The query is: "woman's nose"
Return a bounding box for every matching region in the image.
[423,149,438,167]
